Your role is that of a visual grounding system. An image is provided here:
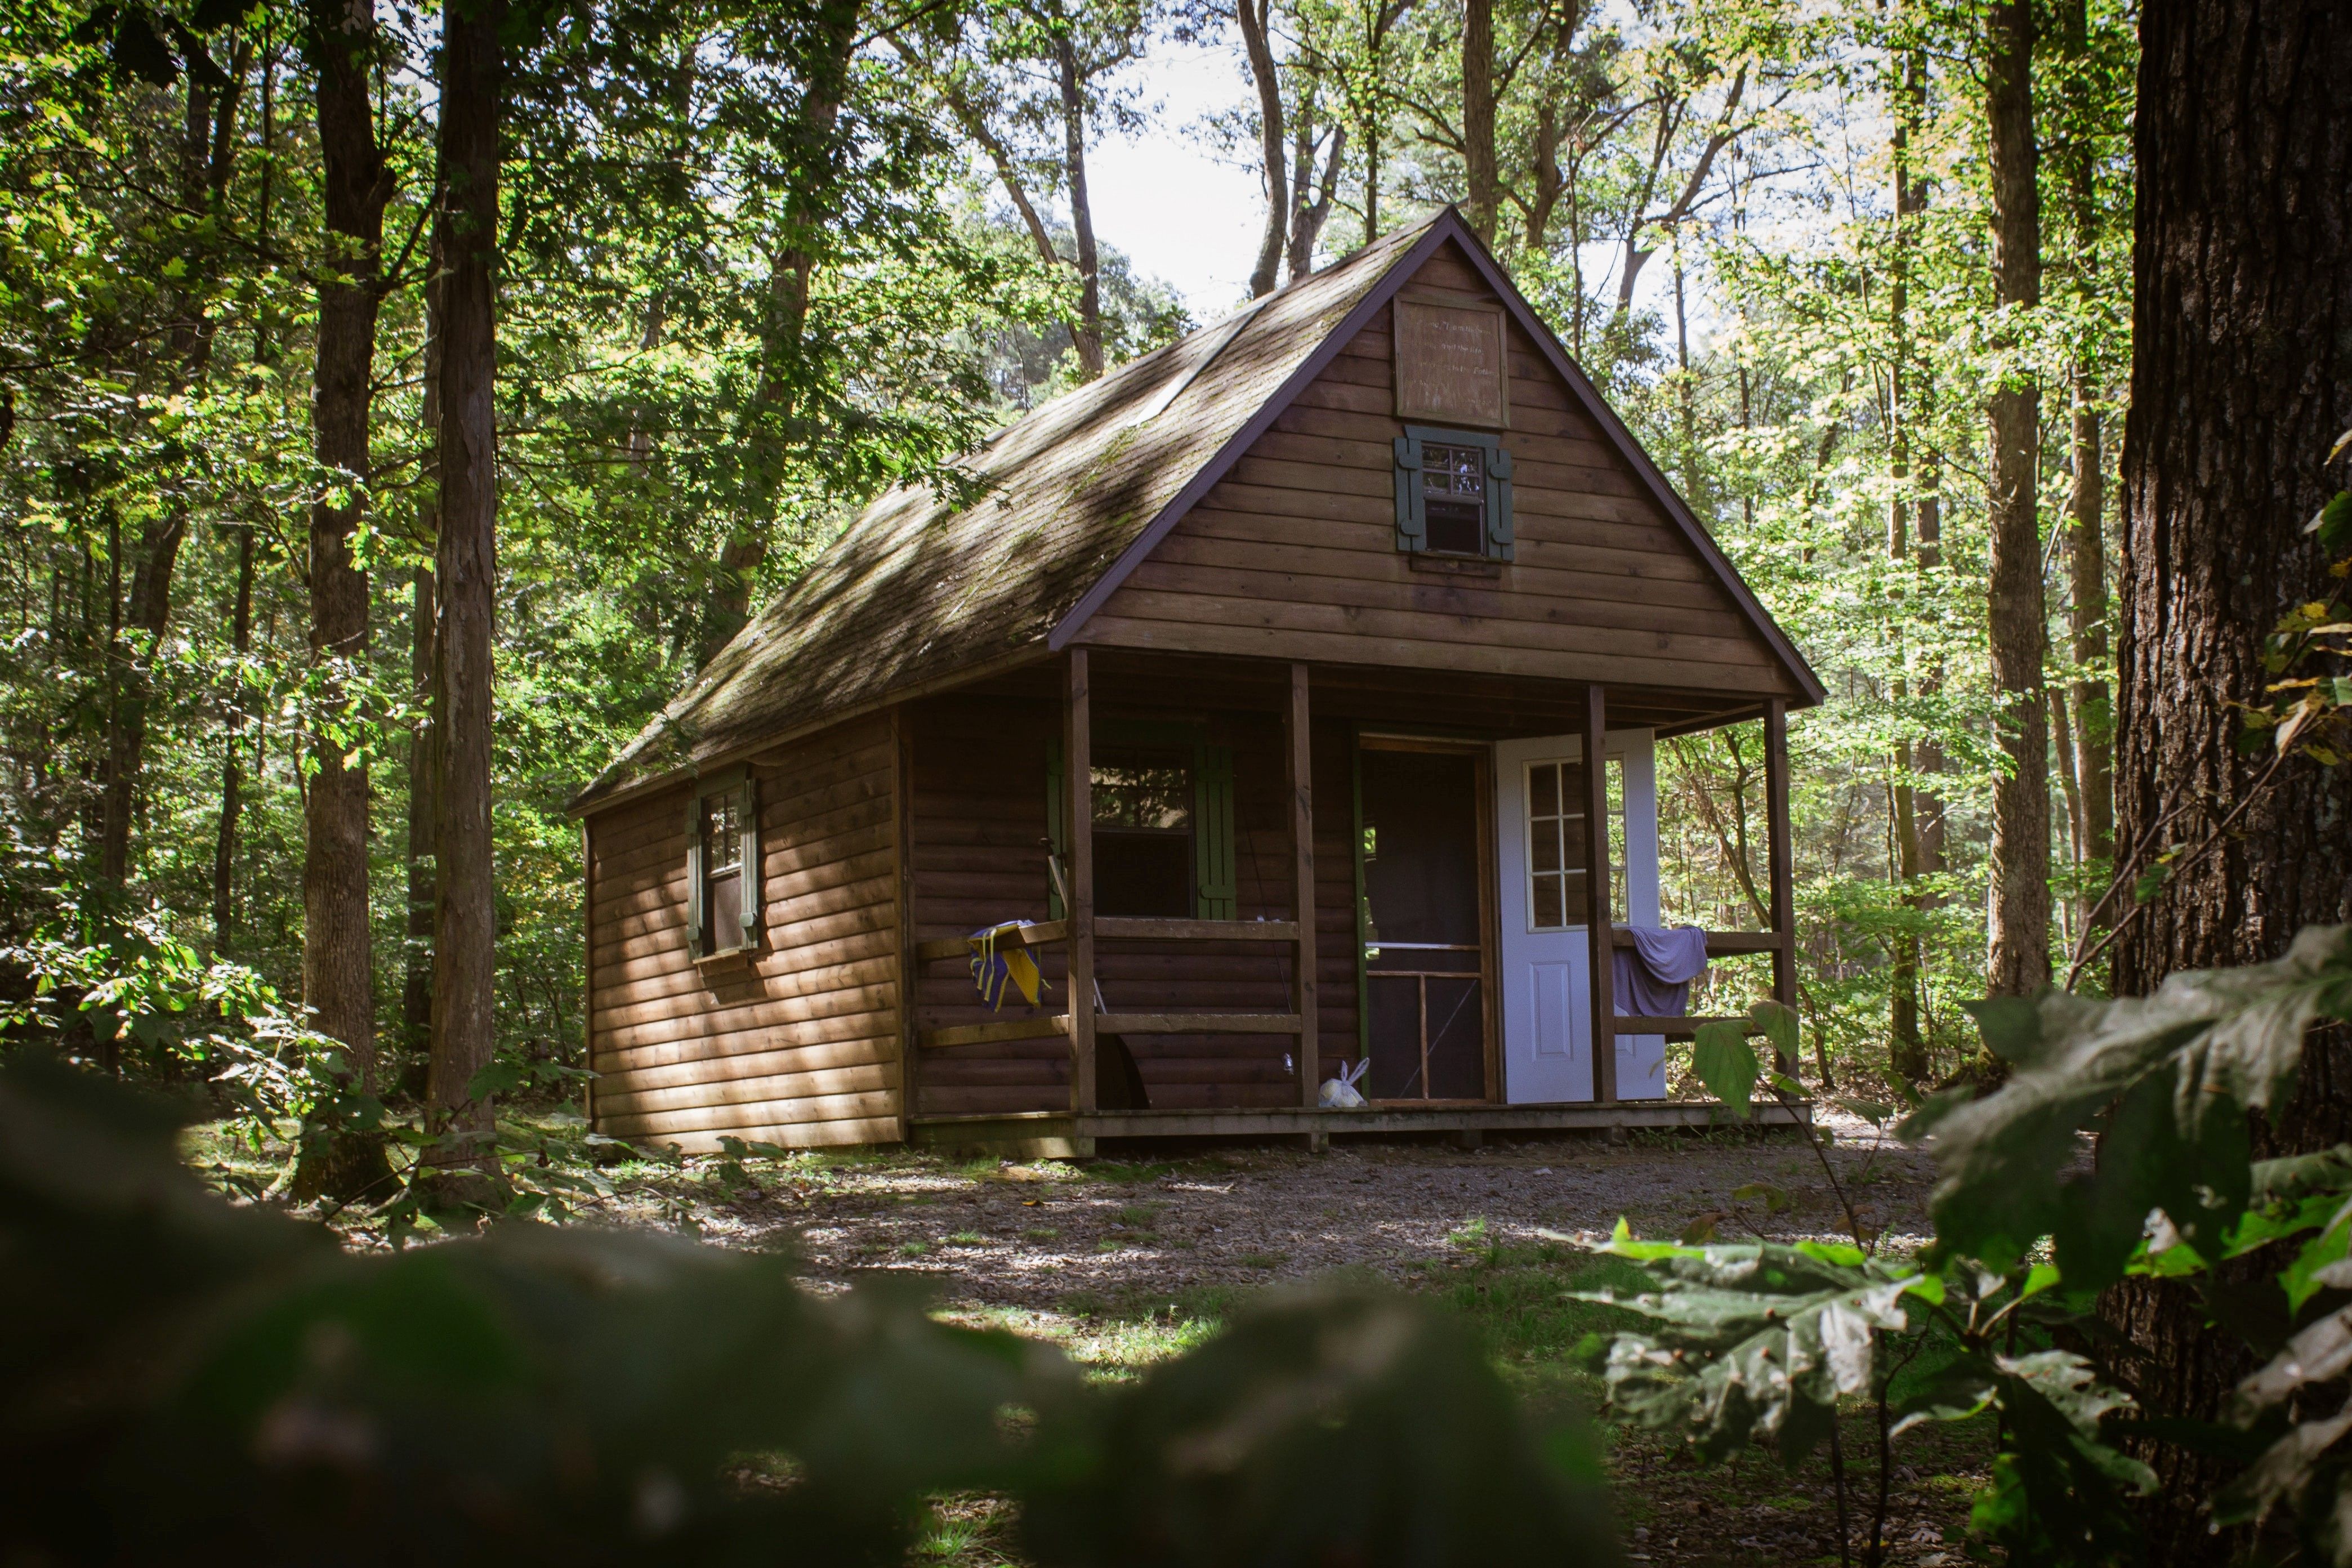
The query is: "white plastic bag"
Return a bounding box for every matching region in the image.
[1318,1058,1371,1109]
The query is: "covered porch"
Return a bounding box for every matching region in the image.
[898,647,1806,1152]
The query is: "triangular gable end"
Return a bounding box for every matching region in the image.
[1048,209,1824,709]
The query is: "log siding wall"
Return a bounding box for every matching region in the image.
[586,713,903,1151]
[1081,243,1799,696]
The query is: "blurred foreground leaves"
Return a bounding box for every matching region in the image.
[0,1053,1618,1566]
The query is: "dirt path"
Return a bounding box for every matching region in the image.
[688,1113,1939,1307]
[640,1113,1981,1567]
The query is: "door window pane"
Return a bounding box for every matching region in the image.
[1525,757,1624,930]
[1092,751,1193,917]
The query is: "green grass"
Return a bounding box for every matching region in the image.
[1235,1251,1287,1270]
[948,1230,987,1246]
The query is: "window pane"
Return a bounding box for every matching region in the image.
[706,868,741,943]
[1422,443,1485,499]
[1095,833,1193,918]
[1557,761,1586,811]
[1532,873,1563,930]
[702,788,743,874]
[1530,763,1557,819]
[1532,817,1560,874]
[1092,754,1190,830]
[1561,868,1588,922]
[1423,498,1483,555]
[1560,815,1588,865]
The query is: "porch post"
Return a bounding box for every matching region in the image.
[1580,683,1617,1102]
[1287,662,1319,1108]
[1764,696,1797,1075]
[1065,649,1097,1113]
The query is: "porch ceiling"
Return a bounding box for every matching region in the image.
[954,649,1768,738]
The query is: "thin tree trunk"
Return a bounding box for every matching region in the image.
[404,254,442,1089]
[1052,30,1103,379]
[699,0,859,667]
[1238,0,1288,297]
[426,0,506,1182]
[2104,5,2352,1558]
[1886,34,1927,1080]
[210,525,254,946]
[1982,0,2050,999]
[100,74,239,883]
[1462,0,1497,240]
[2060,0,2113,878]
[292,0,394,1202]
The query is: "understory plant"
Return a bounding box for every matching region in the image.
[1576,926,2352,1565]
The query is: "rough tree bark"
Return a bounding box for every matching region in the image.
[1982,0,2050,998]
[425,0,506,1182]
[291,0,396,1202]
[1461,0,1498,242]
[2103,3,2352,1560]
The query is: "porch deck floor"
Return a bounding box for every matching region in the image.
[908,1098,1810,1155]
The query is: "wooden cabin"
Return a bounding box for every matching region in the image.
[573,209,1824,1155]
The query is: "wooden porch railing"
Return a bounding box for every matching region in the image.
[911,653,1320,1113]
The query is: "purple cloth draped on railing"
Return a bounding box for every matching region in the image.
[1611,926,1710,1019]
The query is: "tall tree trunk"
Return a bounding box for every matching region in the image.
[404,255,443,1091]
[2103,3,2352,1559]
[2059,0,2114,884]
[1461,0,1498,240]
[699,0,859,667]
[1886,35,1928,1080]
[1052,31,1103,379]
[426,0,506,1183]
[1982,0,2049,999]
[1238,0,1288,297]
[99,74,239,883]
[210,525,254,946]
[293,0,394,1203]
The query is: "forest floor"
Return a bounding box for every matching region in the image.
[590,1110,1991,1568]
[192,1106,1990,1565]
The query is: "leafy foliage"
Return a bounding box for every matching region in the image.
[1578,927,2352,1564]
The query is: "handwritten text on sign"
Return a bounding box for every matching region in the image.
[1394,298,1507,427]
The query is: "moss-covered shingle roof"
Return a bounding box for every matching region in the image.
[574,216,1443,812]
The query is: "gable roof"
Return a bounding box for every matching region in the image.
[575,208,1820,815]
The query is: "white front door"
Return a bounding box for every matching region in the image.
[1494,732,1666,1103]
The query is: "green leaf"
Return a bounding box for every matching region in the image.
[466,1058,526,1101]
[1693,1021,1760,1118]
[1575,1236,1916,1468]
[1923,927,2352,1275]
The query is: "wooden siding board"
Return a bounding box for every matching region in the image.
[587,715,901,1145]
[1085,244,1800,688]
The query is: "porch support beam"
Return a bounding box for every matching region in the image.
[1581,683,1617,1102]
[1065,649,1097,1112]
[1764,696,1797,1075]
[1287,662,1319,1108]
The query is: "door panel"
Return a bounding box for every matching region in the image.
[1360,746,1490,1101]
[1496,732,1666,1102]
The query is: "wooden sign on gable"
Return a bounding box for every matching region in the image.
[1393,294,1509,428]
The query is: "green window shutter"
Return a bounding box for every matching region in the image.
[684,793,704,959]
[1487,445,1515,560]
[1193,744,1237,920]
[1392,436,1426,553]
[738,776,761,948]
[1045,737,1066,921]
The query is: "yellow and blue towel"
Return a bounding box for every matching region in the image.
[969,922,1048,1010]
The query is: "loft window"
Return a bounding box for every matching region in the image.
[1091,750,1193,919]
[1393,425,1513,560]
[1524,757,1624,930]
[686,772,760,958]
